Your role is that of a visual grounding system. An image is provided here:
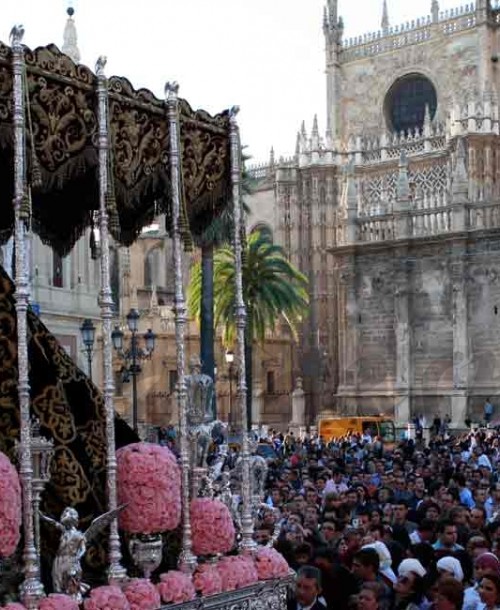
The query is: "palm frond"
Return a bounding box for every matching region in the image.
[187,227,309,347]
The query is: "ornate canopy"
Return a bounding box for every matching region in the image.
[0,40,231,255]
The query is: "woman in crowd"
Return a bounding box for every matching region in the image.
[479,573,500,610]
[394,560,426,610]
[464,552,500,610]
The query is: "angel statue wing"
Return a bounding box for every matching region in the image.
[39,512,65,533]
[83,505,126,545]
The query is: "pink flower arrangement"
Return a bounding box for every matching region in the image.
[157,571,196,604]
[124,579,161,610]
[193,563,223,597]
[1,603,27,610]
[217,555,259,591]
[190,498,235,556]
[83,586,130,610]
[117,443,181,535]
[254,548,289,580]
[39,594,79,610]
[0,452,22,558]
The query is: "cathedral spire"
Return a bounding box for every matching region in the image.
[423,104,432,138]
[327,0,338,28]
[431,0,440,23]
[381,0,390,33]
[312,115,319,138]
[346,160,358,210]
[149,284,159,316]
[62,2,80,63]
[269,146,275,169]
[396,151,410,207]
[452,139,468,199]
[345,160,358,243]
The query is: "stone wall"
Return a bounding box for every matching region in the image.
[357,253,397,391]
[332,234,500,424]
[468,236,500,399]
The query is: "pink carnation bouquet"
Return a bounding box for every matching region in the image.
[190,498,235,556]
[117,443,181,535]
[124,579,161,610]
[217,555,258,591]
[193,563,223,597]
[83,585,130,610]
[157,571,196,604]
[0,452,22,557]
[255,547,289,580]
[1,603,27,610]
[39,594,79,610]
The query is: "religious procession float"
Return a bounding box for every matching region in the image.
[0,23,292,610]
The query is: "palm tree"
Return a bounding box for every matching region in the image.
[188,228,309,430]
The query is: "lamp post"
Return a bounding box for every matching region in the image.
[111,309,156,434]
[79,318,96,381]
[225,350,236,428]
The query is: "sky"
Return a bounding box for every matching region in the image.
[2,0,464,163]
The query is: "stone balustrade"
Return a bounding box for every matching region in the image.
[340,3,477,63]
[411,207,452,237]
[469,201,500,230]
[247,162,272,180]
[358,216,394,242]
[353,202,500,245]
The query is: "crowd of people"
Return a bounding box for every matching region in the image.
[252,426,500,610]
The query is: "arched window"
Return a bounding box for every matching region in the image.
[144,246,163,288]
[53,250,63,288]
[385,73,437,134]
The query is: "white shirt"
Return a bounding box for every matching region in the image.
[296,598,326,610]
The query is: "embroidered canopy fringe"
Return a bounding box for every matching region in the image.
[0,40,231,256]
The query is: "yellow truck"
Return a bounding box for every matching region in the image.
[318,416,396,445]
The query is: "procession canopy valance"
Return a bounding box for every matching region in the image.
[0,41,231,255]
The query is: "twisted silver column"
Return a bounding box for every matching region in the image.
[96,56,127,583]
[165,82,197,573]
[229,108,256,554]
[10,25,45,609]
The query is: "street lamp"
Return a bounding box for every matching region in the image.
[112,309,156,434]
[79,318,95,380]
[225,350,236,428]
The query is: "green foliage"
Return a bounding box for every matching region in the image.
[188,229,309,345]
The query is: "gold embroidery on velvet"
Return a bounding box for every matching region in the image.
[0,42,231,255]
[50,447,92,505]
[0,265,136,579]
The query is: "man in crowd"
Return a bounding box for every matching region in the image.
[287,565,326,610]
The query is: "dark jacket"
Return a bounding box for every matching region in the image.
[287,599,327,610]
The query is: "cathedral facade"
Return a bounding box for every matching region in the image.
[249,0,500,426]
